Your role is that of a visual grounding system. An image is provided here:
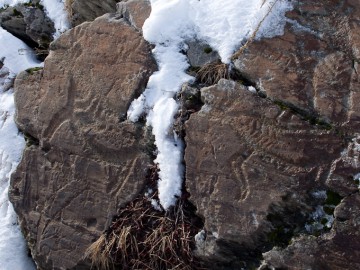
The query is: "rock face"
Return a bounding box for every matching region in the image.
[262,193,360,269]
[10,13,156,269]
[117,0,151,32]
[67,0,119,26]
[0,1,55,50]
[185,0,360,269]
[233,0,360,128]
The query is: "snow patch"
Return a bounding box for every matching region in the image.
[40,0,70,38]
[194,229,206,243]
[248,86,257,93]
[0,28,42,74]
[128,0,293,210]
[0,0,27,7]
[0,26,41,270]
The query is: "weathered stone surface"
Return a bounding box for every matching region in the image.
[184,0,360,268]
[185,79,359,268]
[0,61,13,91]
[233,0,360,128]
[10,14,156,269]
[67,0,118,26]
[0,2,55,50]
[117,0,151,31]
[262,193,360,269]
[186,40,220,68]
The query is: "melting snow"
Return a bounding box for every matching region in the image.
[0,27,41,270]
[128,0,293,210]
[41,0,70,38]
[0,0,27,6]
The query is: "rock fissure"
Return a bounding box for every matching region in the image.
[6,0,360,269]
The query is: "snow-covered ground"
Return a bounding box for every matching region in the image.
[128,0,293,210]
[0,1,68,269]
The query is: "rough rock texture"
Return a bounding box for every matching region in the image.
[117,0,151,32]
[0,1,55,50]
[185,0,360,268]
[10,14,156,270]
[0,61,13,91]
[67,0,119,26]
[262,193,360,269]
[234,0,360,128]
[186,40,220,68]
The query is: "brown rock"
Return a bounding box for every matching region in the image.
[185,79,359,268]
[67,0,118,26]
[10,14,156,269]
[233,0,360,128]
[184,0,360,268]
[117,0,151,31]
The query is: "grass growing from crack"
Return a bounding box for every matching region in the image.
[196,61,229,85]
[85,166,204,270]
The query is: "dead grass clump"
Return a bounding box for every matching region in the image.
[196,61,230,85]
[85,166,204,270]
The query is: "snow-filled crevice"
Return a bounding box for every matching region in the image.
[40,0,70,38]
[127,0,293,210]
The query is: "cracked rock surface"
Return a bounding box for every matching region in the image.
[185,0,360,269]
[10,14,156,269]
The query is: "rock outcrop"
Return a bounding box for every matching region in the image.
[10,12,156,269]
[117,0,151,32]
[8,0,360,269]
[66,0,119,27]
[185,0,360,269]
[0,1,55,55]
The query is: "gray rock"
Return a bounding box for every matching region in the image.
[67,0,118,26]
[262,193,360,269]
[186,40,220,67]
[0,2,55,50]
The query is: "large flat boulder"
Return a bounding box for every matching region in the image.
[184,0,360,268]
[10,14,156,269]
[185,79,359,268]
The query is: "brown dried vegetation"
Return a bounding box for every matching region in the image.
[85,166,205,270]
[196,61,230,85]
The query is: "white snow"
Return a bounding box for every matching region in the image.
[40,0,70,38]
[0,0,27,6]
[248,86,257,93]
[0,26,42,270]
[128,0,292,210]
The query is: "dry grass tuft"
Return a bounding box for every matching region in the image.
[196,61,230,85]
[85,166,204,270]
